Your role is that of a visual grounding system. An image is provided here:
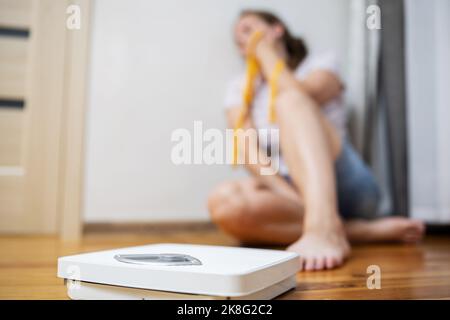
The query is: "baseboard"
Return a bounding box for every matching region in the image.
[83,221,217,234]
[426,224,450,235]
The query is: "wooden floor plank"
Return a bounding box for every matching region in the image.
[0,232,449,299]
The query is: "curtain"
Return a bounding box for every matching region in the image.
[374,0,409,216]
[347,0,408,216]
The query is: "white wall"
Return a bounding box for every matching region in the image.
[405,0,450,223]
[84,0,351,222]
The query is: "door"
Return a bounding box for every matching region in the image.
[0,0,90,236]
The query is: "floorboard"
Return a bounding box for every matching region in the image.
[0,231,449,299]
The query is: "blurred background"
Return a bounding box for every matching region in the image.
[0,0,449,240]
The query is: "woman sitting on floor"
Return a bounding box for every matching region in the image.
[208,10,425,271]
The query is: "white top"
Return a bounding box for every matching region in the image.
[58,243,300,297]
[224,52,346,176]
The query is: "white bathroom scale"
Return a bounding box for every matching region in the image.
[57,243,300,300]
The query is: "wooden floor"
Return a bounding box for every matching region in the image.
[1,229,450,300]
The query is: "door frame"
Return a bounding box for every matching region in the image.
[57,0,91,240]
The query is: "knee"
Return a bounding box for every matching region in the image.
[208,181,248,228]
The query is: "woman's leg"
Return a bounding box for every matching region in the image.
[275,88,350,271]
[345,217,425,243]
[208,176,303,245]
[209,177,425,262]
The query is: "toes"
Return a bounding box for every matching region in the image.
[314,257,326,270]
[325,256,337,269]
[323,254,345,270]
[298,256,306,271]
[408,220,426,232]
[403,235,419,243]
[334,255,344,267]
[403,231,423,243]
[415,221,426,234]
[304,257,315,271]
[403,220,426,243]
[299,256,328,272]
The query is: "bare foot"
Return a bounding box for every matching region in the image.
[287,223,351,271]
[345,217,426,243]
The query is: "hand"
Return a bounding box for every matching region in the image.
[244,30,276,57]
[244,30,263,56]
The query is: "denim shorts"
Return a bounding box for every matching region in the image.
[284,140,381,220]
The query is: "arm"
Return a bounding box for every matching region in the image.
[254,40,343,106]
[300,70,343,106]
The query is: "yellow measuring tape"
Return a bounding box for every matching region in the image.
[233,31,285,165]
[268,59,285,123]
